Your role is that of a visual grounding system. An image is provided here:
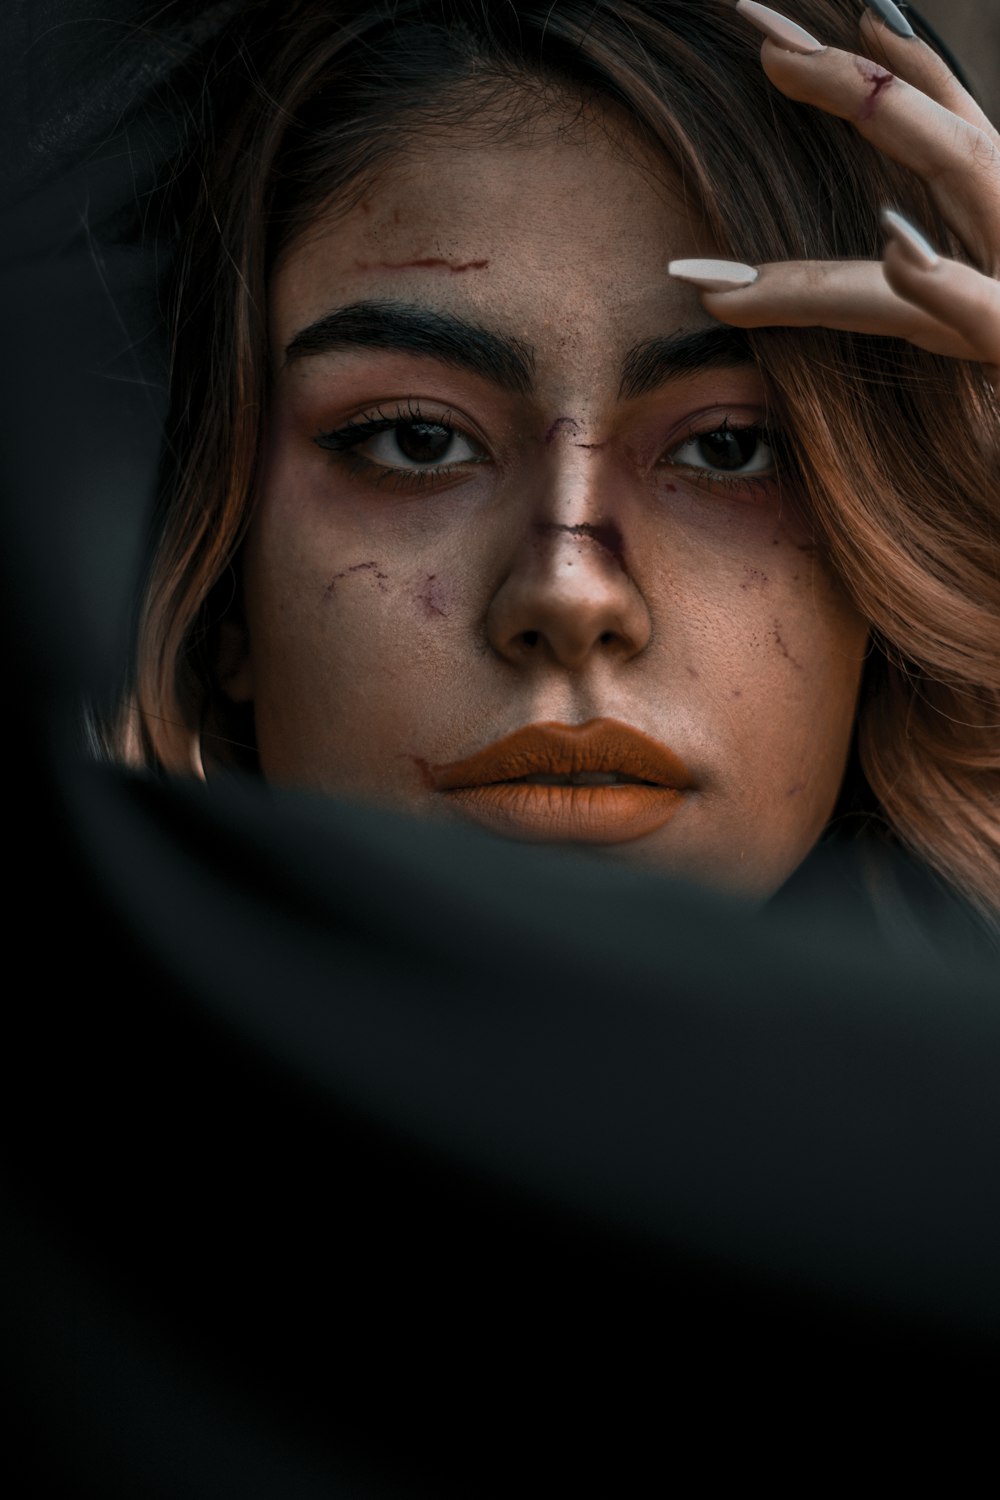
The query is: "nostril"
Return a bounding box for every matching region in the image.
[599,631,614,645]
[521,630,540,648]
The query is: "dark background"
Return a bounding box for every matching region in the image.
[916,0,1000,122]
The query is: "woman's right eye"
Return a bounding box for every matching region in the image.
[356,420,484,470]
[314,409,489,485]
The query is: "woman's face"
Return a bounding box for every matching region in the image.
[228,104,869,898]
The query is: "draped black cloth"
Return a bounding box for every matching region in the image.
[3,4,998,1492]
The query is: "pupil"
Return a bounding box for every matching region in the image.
[397,421,452,464]
[699,426,758,470]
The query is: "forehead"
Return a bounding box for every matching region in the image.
[268,114,718,378]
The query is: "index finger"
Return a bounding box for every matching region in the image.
[668,256,979,359]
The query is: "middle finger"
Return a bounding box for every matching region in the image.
[735,1,1000,273]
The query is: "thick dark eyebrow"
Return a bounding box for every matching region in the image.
[284,300,756,401]
[284,300,535,395]
[617,324,756,401]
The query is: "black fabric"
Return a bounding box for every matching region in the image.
[3,4,999,1493]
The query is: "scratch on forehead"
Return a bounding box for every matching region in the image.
[353,257,490,273]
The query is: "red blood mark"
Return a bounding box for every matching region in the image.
[772,618,803,670]
[360,198,371,214]
[324,560,388,595]
[416,574,449,619]
[534,520,627,571]
[795,541,818,554]
[787,781,805,797]
[731,688,743,699]
[353,257,490,273]
[544,416,580,444]
[856,58,894,121]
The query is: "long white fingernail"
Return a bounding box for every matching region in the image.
[668,258,759,292]
[880,208,940,268]
[735,1,826,55]
[865,1,915,41]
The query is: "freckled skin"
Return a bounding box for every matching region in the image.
[227,100,870,900]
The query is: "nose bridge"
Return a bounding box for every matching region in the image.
[527,438,629,569]
[532,517,627,575]
[485,449,652,670]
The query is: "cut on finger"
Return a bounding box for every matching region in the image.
[858,8,1000,145]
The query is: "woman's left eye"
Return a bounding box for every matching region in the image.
[664,419,779,490]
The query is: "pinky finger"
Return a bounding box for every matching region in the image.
[881,208,1000,391]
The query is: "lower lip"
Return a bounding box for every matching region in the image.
[442,782,687,843]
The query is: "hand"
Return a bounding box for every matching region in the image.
[668,0,1000,393]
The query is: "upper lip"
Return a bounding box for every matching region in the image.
[428,718,695,791]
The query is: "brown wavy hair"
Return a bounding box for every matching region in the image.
[117,0,1000,928]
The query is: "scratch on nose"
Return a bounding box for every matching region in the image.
[543,415,581,444]
[534,520,627,573]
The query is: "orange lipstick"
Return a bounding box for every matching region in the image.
[428,718,694,843]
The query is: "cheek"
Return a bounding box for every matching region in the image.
[714,556,867,818]
[648,504,867,822]
[240,487,473,786]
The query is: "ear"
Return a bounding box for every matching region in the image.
[216,614,254,703]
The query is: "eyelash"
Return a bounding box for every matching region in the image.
[313,401,784,498]
[664,414,786,500]
[314,399,477,494]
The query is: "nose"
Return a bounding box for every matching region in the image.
[486,510,652,671]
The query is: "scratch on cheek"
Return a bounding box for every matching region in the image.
[324,560,388,596]
[856,58,894,121]
[731,688,743,699]
[416,574,449,618]
[353,257,490,273]
[772,618,803,671]
[686,666,700,680]
[787,781,805,798]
